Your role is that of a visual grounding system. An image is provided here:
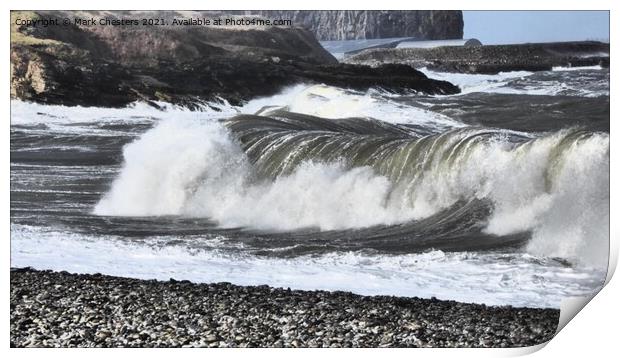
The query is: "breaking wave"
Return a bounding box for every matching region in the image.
[94,109,609,267]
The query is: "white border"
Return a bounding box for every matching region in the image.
[3,1,617,357]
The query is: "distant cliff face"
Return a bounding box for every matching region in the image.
[18,10,338,67]
[242,11,464,41]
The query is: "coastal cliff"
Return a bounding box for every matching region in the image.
[10,11,459,108]
[236,10,464,40]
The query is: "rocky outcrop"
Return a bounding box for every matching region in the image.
[345,41,610,74]
[20,10,339,67]
[11,11,460,108]
[236,11,464,41]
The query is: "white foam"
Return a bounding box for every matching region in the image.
[10,99,241,138]
[12,84,466,132]
[552,65,604,71]
[240,84,465,130]
[11,224,604,308]
[419,68,534,95]
[419,67,608,97]
[12,100,178,125]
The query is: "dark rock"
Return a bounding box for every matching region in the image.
[345,41,610,74]
[11,10,459,109]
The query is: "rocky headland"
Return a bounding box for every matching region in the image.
[344,41,610,74]
[10,11,460,109]
[11,268,559,348]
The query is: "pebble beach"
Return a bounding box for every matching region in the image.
[10,268,560,348]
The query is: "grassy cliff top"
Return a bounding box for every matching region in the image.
[11,11,62,46]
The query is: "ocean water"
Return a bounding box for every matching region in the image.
[10,66,609,308]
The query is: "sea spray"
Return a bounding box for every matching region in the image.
[94,117,415,229]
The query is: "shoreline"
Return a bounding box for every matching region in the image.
[11,267,559,348]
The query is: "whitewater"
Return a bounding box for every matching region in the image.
[11,66,609,308]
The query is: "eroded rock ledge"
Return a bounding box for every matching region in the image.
[345,41,610,74]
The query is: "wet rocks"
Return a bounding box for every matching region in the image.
[345,41,610,74]
[11,46,459,109]
[11,267,559,348]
